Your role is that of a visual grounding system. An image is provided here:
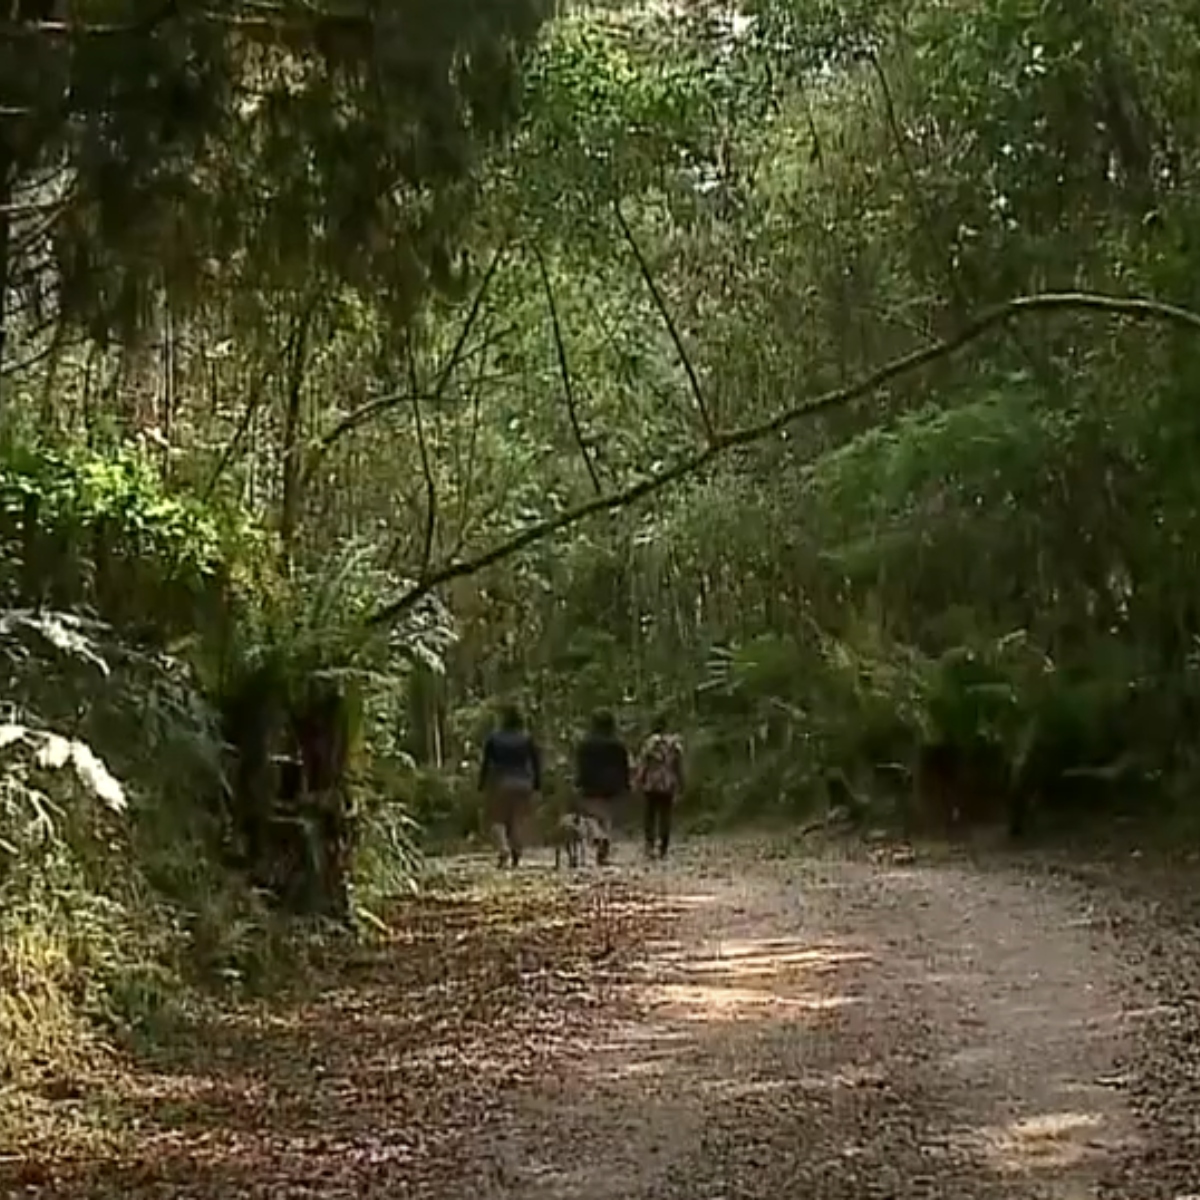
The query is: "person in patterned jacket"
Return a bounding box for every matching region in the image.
[634,714,685,860]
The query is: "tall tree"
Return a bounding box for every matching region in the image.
[0,0,553,389]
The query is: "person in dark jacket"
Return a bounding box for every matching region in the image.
[574,709,630,866]
[478,705,542,868]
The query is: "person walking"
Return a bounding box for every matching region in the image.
[478,705,542,868]
[635,715,684,860]
[573,709,630,866]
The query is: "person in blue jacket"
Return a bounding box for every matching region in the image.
[478,704,542,868]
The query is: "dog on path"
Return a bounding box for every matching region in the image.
[552,812,604,869]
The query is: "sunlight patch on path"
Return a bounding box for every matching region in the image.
[945,1106,1145,1180]
[644,980,862,1023]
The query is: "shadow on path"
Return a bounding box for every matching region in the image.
[488,848,1145,1200]
[8,842,1197,1200]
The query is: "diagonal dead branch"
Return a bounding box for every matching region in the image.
[366,290,1200,628]
[532,242,603,495]
[613,201,716,443]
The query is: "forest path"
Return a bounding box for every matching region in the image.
[9,836,1200,1198]
[478,837,1195,1200]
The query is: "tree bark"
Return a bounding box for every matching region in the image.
[279,301,316,567]
[0,139,12,416]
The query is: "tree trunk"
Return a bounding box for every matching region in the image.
[279,301,316,568]
[406,663,441,766]
[0,139,11,416]
[293,683,354,920]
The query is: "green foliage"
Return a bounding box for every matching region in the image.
[0,437,259,639]
[1,0,556,338]
[213,541,455,747]
[0,603,221,1075]
[511,8,737,229]
[0,612,127,873]
[445,0,1200,851]
[13,0,1200,1110]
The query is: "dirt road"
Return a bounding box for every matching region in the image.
[477,839,1197,1200]
[12,837,1200,1198]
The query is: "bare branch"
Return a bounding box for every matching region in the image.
[449,384,485,562]
[0,320,88,378]
[366,290,1200,627]
[11,187,77,258]
[0,196,66,217]
[0,1,178,40]
[304,244,508,477]
[445,313,500,553]
[614,200,715,443]
[202,324,295,499]
[531,242,603,495]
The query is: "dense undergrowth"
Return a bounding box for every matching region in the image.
[0,440,434,1105]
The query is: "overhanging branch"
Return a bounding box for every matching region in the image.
[365,290,1200,628]
[406,329,439,580]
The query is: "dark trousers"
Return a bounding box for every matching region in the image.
[643,790,675,858]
